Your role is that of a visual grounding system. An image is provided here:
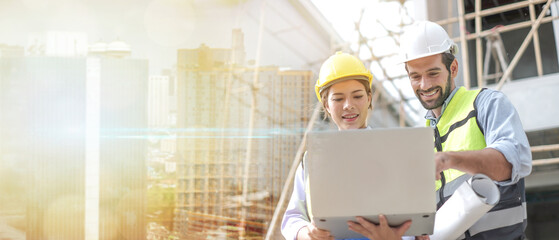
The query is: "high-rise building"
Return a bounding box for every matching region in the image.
[174,30,313,239]
[148,75,172,128]
[0,51,147,239]
[0,44,24,58]
[26,31,88,57]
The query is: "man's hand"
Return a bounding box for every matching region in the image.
[434,152,451,180]
[347,215,411,240]
[433,149,512,181]
[297,222,334,240]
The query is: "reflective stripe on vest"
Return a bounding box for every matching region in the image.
[428,87,527,239]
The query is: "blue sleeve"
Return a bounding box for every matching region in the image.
[475,89,532,185]
[281,163,310,240]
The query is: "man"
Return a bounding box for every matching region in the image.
[400,21,532,239]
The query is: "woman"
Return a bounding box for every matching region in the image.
[280,52,412,240]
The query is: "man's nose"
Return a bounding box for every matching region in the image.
[419,77,432,90]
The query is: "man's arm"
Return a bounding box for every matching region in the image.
[476,90,532,183]
[434,148,511,181]
[435,89,531,183]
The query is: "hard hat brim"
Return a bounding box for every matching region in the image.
[315,74,372,103]
[400,45,458,63]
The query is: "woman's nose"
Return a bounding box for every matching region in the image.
[343,99,353,110]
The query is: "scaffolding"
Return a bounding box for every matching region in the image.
[430,0,559,170]
[159,0,559,239]
[266,0,559,238]
[434,0,557,90]
[174,35,315,239]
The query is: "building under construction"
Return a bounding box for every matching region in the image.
[170,0,559,239]
[173,29,314,239]
[1,0,558,240]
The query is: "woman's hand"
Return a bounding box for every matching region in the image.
[297,222,335,240]
[347,215,411,240]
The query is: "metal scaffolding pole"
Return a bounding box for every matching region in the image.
[457,0,472,89]
[449,15,559,42]
[529,0,544,77]
[264,103,321,240]
[437,0,549,26]
[533,158,559,166]
[240,0,267,238]
[531,143,559,152]
[497,0,554,90]
[475,0,484,88]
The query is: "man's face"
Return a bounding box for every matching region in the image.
[406,54,456,116]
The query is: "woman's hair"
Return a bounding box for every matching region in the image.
[319,79,373,119]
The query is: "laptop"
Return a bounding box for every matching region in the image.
[305,127,436,239]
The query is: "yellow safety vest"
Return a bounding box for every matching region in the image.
[428,87,527,239]
[427,87,485,196]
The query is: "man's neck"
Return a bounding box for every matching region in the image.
[429,86,458,119]
[432,107,443,119]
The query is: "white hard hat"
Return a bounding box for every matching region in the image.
[399,20,458,63]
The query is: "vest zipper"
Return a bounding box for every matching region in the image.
[434,127,446,209]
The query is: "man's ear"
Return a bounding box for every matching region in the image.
[450,59,458,78]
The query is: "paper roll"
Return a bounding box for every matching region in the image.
[429,174,500,240]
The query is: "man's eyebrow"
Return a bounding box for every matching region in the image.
[409,67,442,75]
[426,67,442,72]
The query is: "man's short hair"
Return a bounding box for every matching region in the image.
[441,52,455,72]
[404,52,455,73]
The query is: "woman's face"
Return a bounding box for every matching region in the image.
[324,79,371,130]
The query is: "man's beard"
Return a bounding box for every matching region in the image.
[417,75,452,110]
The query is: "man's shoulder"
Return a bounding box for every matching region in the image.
[478,87,503,96]
[476,88,508,104]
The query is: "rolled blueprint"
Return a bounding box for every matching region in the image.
[430,174,500,240]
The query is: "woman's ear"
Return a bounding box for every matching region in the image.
[324,101,331,114]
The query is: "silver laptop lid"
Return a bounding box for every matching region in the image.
[305,127,436,238]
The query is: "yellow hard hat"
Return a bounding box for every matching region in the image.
[315,51,372,102]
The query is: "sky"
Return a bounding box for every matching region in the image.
[0,0,263,74]
[311,0,425,122]
[0,0,422,120]
[0,0,416,73]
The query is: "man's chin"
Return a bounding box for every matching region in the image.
[420,102,434,110]
[420,99,444,110]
